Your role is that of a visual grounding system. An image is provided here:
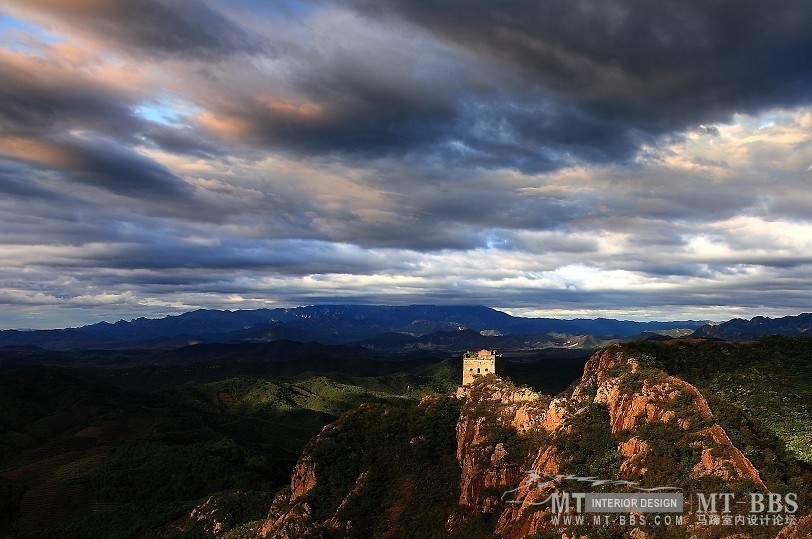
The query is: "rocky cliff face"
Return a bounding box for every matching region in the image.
[486,347,776,538]
[258,347,808,539]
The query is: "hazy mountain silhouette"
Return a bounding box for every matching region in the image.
[0,305,705,350]
[691,313,812,340]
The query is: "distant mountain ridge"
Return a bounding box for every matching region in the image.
[690,313,812,341]
[0,305,705,350]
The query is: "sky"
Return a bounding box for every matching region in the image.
[1,0,811,329]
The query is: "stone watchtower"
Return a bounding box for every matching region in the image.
[462,349,503,385]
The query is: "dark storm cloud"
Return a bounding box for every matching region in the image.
[0,134,193,199]
[157,0,812,173]
[316,0,812,169]
[143,123,221,158]
[245,87,457,158]
[0,160,61,200]
[440,97,650,172]
[199,51,648,171]
[0,47,218,206]
[21,0,268,59]
[0,50,139,139]
[48,136,194,198]
[8,0,811,173]
[182,19,469,162]
[342,0,812,104]
[0,46,224,163]
[9,235,416,295]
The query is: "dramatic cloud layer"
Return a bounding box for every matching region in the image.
[1,0,811,328]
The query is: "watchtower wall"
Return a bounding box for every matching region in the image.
[462,349,502,385]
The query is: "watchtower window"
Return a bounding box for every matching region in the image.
[469,368,473,372]
[485,368,489,372]
[477,368,481,373]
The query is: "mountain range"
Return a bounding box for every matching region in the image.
[690,313,812,341]
[0,305,706,350]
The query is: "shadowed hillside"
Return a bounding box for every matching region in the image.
[620,337,812,464]
[3,338,810,537]
[0,354,460,538]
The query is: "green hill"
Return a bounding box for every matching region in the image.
[621,337,812,464]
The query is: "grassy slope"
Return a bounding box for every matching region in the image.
[621,337,812,464]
